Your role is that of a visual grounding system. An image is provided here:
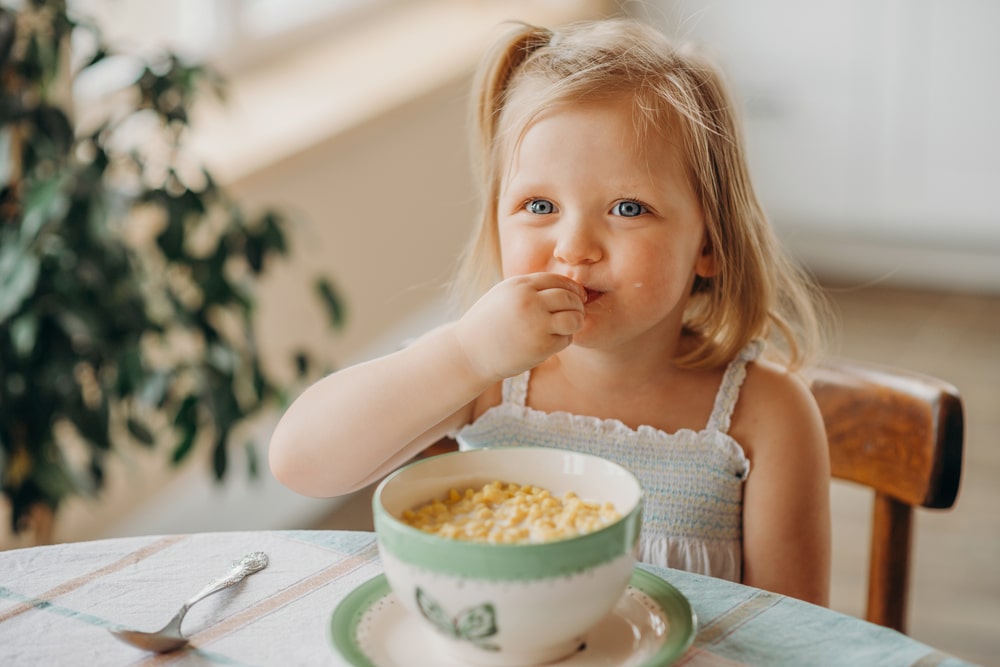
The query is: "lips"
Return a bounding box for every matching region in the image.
[584,288,604,304]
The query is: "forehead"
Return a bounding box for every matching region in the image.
[500,96,688,185]
[502,73,680,138]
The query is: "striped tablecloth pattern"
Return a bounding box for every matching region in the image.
[0,530,978,666]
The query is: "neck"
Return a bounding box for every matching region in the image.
[547,336,686,391]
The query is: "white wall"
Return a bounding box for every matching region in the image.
[629,0,1000,292]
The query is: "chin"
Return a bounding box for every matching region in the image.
[567,325,608,349]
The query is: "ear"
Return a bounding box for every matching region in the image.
[694,236,716,278]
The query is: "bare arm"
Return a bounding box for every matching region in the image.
[268,273,586,497]
[269,323,486,496]
[737,365,832,606]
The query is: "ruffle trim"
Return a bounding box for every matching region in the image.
[455,400,750,481]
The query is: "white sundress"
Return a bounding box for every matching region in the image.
[452,342,761,582]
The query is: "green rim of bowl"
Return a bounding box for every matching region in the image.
[373,448,643,579]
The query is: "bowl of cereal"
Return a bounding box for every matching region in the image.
[372,446,643,666]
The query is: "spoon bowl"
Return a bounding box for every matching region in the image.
[110,551,268,653]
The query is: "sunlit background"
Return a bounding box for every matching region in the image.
[6,1,999,663]
[72,0,999,289]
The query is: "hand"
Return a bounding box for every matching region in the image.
[455,273,586,382]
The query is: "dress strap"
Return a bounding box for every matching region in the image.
[501,371,531,407]
[707,340,764,434]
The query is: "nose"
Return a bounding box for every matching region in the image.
[553,216,602,266]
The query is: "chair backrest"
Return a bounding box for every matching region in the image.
[805,358,964,633]
[418,358,965,634]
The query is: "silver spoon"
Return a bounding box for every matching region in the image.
[110,551,269,653]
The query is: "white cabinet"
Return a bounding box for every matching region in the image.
[634,0,1000,290]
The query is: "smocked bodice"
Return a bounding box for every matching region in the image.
[452,342,761,582]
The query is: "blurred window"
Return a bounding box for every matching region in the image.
[68,0,408,69]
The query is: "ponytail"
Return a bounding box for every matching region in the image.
[471,23,552,177]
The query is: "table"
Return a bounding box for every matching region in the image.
[0,530,979,666]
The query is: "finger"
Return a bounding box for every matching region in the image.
[543,333,575,357]
[538,286,585,314]
[525,272,586,301]
[550,310,584,336]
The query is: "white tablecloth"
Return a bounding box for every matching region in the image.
[0,530,979,666]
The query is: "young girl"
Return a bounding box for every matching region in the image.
[270,18,831,605]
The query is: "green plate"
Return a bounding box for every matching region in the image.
[330,567,696,667]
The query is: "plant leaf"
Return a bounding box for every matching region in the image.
[89,454,105,490]
[211,431,228,479]
[31,456,76,504]
[293,351,309,378]
[35,104,73,155]
[21,173,69,238]
[171,425,197,464]
[116,347,144,396]
[139,371,171,408]
[126,417,155,447]
[9,313,38,356]
[156,201,186,259]
[260,211,286,254]
[0,10,15,67]
[173,394,198,429]
[245,441,258,478]
[0,241,40,322]
[315,278,345,329]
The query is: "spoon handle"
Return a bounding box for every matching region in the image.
[181,552,269,613]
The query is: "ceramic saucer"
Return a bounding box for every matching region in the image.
[330,568,696,667]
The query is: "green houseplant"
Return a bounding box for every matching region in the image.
[0,1,343,542]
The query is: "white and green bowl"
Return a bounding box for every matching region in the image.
[373,446,643,667]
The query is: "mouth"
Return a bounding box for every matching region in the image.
[584,288,604,304]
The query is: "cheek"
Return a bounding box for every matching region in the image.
[618,244,696,298]
[621,244,669,281]
[499,229,547,277]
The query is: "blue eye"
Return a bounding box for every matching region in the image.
[527,199,555,214]
[612,200,646,217]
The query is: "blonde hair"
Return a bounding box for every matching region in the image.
[455,18,826,369]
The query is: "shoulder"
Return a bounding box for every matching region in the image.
[729,357,827,464]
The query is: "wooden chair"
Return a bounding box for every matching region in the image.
[419,358,964,634]
[805,358,964,634]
